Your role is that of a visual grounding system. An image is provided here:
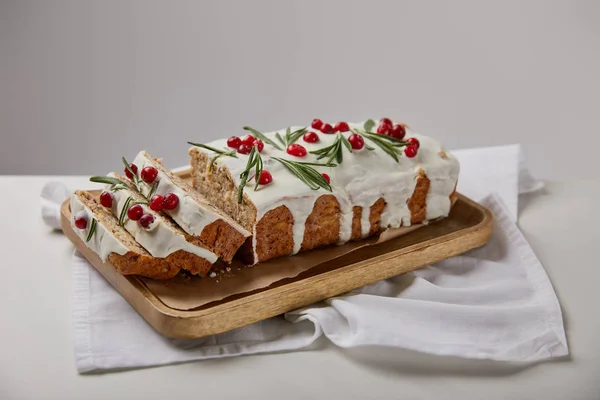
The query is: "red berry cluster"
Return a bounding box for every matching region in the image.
[124,204,154,229]
[227,135,264,155]
[311,118,349,134]
[376,118,419,158]
[149,193,179,212]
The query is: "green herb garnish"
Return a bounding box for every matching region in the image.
[85,218,97,242]
[363,119,376,132]
[118,196,133,227]
[272,157,332,191]
[285,127,307,147]
[243,126,283,151]
[309,133,352,164]
[351,129,410,162]
[237,146,263,203]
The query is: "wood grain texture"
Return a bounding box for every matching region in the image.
[62,170,492,339]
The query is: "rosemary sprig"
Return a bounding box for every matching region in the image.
[90,176,127,187]
[118,196,133,227]
[275,132,286,147]
[309,133,352,164]
[237,146,263,203]
[146,181,158,200]
[243,126,283,151]
[351,129,410,162]
[285,127,307,147]
[85,218,97,242]
[272,157,332,191]
[187,142,238,157]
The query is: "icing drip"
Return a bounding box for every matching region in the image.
[105,175,218,263]
[132,152,249,238]
[196,121,460,261]
[70,195,129,262]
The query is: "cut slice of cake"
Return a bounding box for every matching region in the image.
[94,173,218,277]
[70,190,180,280]
[189,118,460,265]
[126,151,251,263]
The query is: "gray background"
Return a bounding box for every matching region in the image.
[1,0,599,179]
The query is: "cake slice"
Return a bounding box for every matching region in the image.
[70,190,180,280]
[96,173,218,277]
[127,151,250,263]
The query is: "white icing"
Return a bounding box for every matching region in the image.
[132,151,250,238]
[70,195,129,262]
[105,175,218,263]
[196,120,460,261]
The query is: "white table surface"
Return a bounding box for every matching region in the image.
[1,176,599,400]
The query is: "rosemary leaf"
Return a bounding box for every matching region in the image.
[287,127,307,146]
[340,134,353,153]
[90,176,127,186]
[188,142,238,157]
[85,218,97,242]
[253,151,264,191]
[284,127,291,146]
[146,181,158,200]
[243,126,283,151]
[118,196,133,227]
[237,146,260,203]
[272,157,332,192]
[293,161,337,167]
[275,132,286,147]
[364,119,376,132]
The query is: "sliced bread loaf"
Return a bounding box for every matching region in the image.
[70,190,180,280]
[99,173,218,277]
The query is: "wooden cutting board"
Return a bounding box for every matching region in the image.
[61,171,492,339]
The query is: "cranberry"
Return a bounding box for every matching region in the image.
[389,124,406,140]
[141,166,158,183]
[322,173,331,184]
[333,122,350,133]
[256,170,273,185]
[237,144,252,155]
[241,135,255,146]
[380,117,393,127]
[320,123,333,134]
[74,211,88,229]
[376,124,390,135]
[163,193,179,210]
[406,137,420,149]
[99,191,113,207]
[348,133,364,150]
[311,118,323,130]
[287,143,307,157]
[149,194,164,211]
[227,136,242,149]
[252,139,264,152]
[127,204,143,221]
[303,131,320,143]
[404,145,418,158]
[139,213,155,229]
[124,163,138,180]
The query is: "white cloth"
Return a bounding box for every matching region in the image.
[42,144,567,373]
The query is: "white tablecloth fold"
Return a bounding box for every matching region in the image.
[43,145,567,373]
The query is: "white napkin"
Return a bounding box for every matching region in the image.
[42,145,567,373]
